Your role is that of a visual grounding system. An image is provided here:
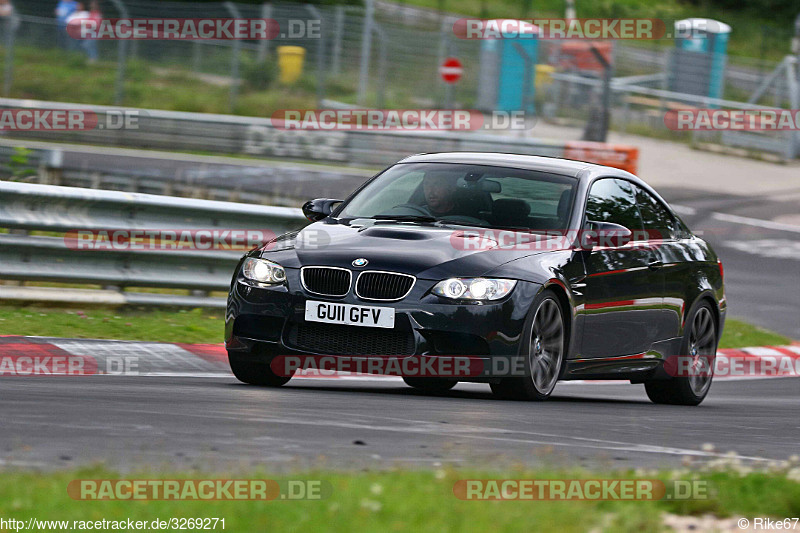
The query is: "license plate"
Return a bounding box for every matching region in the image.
[304,301,395,329]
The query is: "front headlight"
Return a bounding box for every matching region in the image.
[242,257,286,284]
[431,278,517,301]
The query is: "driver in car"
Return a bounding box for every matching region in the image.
[422,170,459,216]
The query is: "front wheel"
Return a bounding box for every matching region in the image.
[491,290,566,401]
[229,351,292,387]
[645,302,717,406]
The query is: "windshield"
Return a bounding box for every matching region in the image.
[335,162,577,230]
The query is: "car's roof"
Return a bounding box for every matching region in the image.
[397,152,635,181]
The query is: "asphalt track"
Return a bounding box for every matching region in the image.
[1,374,798,471]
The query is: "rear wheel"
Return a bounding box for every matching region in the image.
[403,377,457,392]
[491,290,565,401]
[228,351,292,387]
[645,302,717,406]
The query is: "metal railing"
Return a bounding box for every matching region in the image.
[546,72,800,160]
[0,180,308,307]
[0,142,376,206]
[0,97,590,168]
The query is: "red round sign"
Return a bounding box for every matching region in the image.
[439,57,463,84]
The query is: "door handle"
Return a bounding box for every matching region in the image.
[648,260,663,271]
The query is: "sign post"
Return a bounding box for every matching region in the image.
[439,57,463,108]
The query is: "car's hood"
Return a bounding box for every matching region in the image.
[258,219,570,279]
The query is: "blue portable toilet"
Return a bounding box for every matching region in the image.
[669,18,731,100]
[476,20,539,113]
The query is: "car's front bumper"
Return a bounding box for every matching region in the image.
[225,267,541,378]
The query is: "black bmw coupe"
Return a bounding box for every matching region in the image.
[226,153,726,405]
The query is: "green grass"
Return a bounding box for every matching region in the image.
[6,47,320,117]
[0,304,792,348]
[0,305,222,344]
[0,465,799,532]
[718,318,792,349]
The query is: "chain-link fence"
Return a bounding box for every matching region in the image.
[0,0,798,157]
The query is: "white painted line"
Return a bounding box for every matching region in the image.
[742,346,785,356]
[723,239,800,260]
[712,212,800,233]
[672,204,696,215]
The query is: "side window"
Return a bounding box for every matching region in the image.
[633,185,679,240]
[585,178,644,232]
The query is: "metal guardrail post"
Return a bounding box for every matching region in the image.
[109,0,129,105]
[331,5,344,77]
[192,42,202,73]
[256,3,272,64]
[785,56,799,158]
[437,17,448,108]
[2,11,18,97]
[373,23,387,109]
[224,2,242,114]
[357,0,374,105]
[306,5,326,108]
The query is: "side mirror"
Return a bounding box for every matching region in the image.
[302,198,342,222]
[581,221,633,250]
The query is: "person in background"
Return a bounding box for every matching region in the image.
[65,2,100,63]
[0,0,19,46]
[55,0,78,49]
[0,0,13,18]
[85,1,101,62]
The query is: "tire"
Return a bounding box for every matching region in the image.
[228,351,293,387]
[403,377,457,392]
[645,301,717,406]
[490,289,566,401]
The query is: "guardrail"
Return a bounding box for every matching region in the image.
[0,142,375,206]
[0,97,640,173]
[0,181,308,307]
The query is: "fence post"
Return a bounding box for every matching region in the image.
[2,12,18,97]
[357,0,374,105]
[224,2,242,114]
[785,55,799,158]
[374,23,387,109]
[331,5,344,76]
[306,5,326,107]
[437,17,450,108]
[192,42,202,72]
[256,3,272,63]
[109,0,129,105]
